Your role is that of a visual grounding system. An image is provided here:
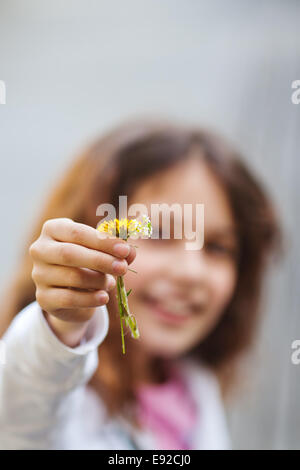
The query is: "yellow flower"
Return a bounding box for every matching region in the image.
[95,214,152,354]
[97,216,152,240]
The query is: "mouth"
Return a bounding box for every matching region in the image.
[141,294,196,325]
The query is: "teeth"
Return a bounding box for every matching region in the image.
[145,295,192,316]
[158,301,190,316]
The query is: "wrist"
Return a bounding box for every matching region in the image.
[42,310,92,348]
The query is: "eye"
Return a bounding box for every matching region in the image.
[205,241,237,258]
[151,226,164,239]
[148,225,173,245]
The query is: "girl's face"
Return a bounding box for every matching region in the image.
[126,155,239,359]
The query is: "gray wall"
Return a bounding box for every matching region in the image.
[0,0,299,449]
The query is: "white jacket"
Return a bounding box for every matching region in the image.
[0,301,231,450]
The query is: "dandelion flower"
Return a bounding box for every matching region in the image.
[97,215,152,354]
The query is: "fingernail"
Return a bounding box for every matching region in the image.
[97,291,109,304]
[113,243,130,257]
[107,276,116,290]
[112,259,127,274]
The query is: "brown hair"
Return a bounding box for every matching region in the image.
[0,116,282,427]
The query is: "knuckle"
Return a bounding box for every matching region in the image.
[31,266,40,283]
[42,219,53,234]
[69,225,82,243]
[60,290,72,308]
[70,268,85,286]
[60,217,74,230]
[35,287,46,307]
[61,217,73,224]
[95,253,106,272]
[88,292,99,307]
[58,244,73,264]
[29,242,39,259]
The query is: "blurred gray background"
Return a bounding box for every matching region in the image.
[0,0,299,449]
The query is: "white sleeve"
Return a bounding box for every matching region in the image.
[0,300,109,449]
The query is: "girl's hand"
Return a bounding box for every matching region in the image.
[29,218,136,347]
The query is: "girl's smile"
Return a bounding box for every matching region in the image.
[141,293,198,325]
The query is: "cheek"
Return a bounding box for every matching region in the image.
[124,248,162,289]
[188,263,237,345]
[208,262,237,315]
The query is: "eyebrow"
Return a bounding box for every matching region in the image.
[206,227,239,240]
[154,219,239,243]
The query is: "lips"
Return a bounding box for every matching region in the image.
[142,294,194,325]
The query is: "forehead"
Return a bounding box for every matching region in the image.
[129,156,236,230]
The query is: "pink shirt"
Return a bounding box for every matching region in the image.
[135,367,197,450]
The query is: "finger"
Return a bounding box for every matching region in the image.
[42,218,132,259]
[33,264,116,291]
[37,286,110,312]
[125,245,136,265]
[37,240,129,276]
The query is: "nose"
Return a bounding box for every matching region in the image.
[167,245,208,289]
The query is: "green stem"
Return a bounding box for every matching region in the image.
[128,268,138,274]
[116,278,126,354]
[120,315,125,354]
[115,233,140,353]
[116,275,140,353]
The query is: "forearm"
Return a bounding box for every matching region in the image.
[0,300,109,449]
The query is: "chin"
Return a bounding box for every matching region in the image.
[136,326,190,359]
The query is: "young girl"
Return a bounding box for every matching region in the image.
[0,117,281,450]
